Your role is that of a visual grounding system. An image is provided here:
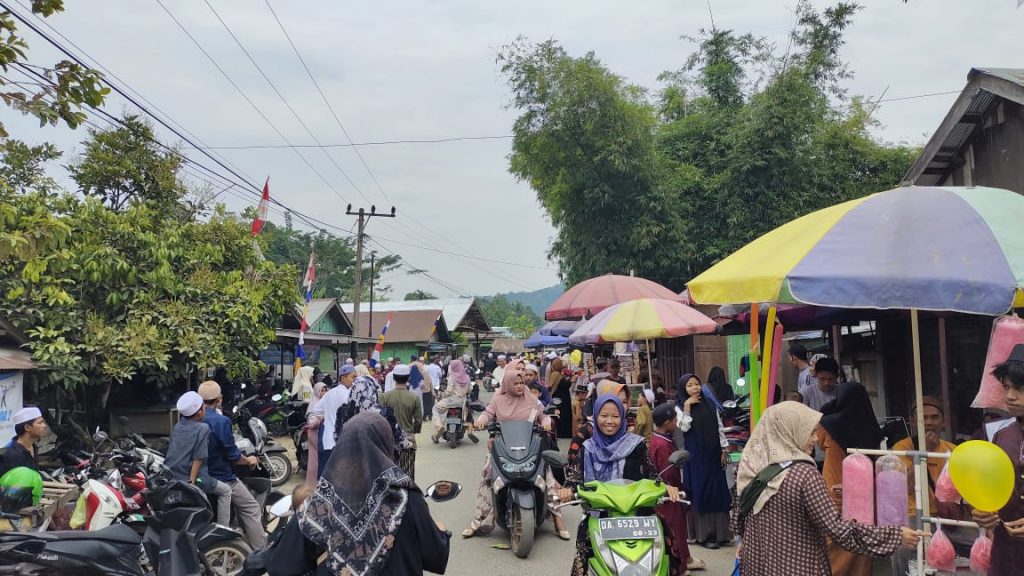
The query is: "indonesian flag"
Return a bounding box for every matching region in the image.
[296,251,316,361]
[369,313,393,368]
[251,178,270,236]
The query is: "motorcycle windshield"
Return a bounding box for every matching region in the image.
[494,421,538,462]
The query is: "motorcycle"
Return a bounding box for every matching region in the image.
[438,398,485,449]
[486,399,561,558]
[143,477,252,576]
[233,402,293,487]
[545,449,690,576]
[0,522,147,576]
[291,423,309,473]
[232,417,288,529]
[479,369,496,393]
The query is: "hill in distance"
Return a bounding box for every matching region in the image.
[487,285,564,319]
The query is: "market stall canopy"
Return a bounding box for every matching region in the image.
[568,298,718,345]
[546,274,680,320]
[687,186,1024,315]
[524,332,568,349]
[537,320,582,337]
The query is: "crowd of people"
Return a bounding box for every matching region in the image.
[6,341,1024,576]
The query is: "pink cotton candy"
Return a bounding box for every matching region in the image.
[973,315,1024,410]
[927,527,956,572]
[970,531,992,572]
[876,459,909,527]
[842,453,875,525]
[935,460,960,504]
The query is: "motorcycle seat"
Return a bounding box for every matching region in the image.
[18,524,141,544]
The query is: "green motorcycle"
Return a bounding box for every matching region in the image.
[544,450,689,576]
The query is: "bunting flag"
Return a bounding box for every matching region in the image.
[251,178,270,236]
[369,313,394,368]
[296,251,316,364]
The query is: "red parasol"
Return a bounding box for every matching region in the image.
[545,274,679,321]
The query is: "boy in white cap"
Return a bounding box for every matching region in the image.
[0,406,47,476]
[379,364,421,479]
[165,391,231,516]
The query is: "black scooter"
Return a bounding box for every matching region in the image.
[487,399,561,559]
[0,522,145,576]
[143,478,252,576]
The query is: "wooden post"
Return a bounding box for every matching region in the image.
[938,317,954,439]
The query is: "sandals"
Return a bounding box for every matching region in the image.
[557,529,571,541]
[687,558,707,571]
[461,528,476,538]
[468,432,480,444]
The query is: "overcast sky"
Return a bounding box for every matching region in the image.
[5,0,1023,298]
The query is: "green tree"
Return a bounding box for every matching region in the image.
[404,289,437,301]
[0,1,109,137]
[501,2,917,285]
[479,294,542,335]
[0,123,296,417]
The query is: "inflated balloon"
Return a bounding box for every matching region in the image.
[948,440,1014,512]
[570,350,582,366]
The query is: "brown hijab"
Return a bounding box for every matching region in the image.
[480,359,548,425]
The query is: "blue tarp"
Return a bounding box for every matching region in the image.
[524,332,568,349]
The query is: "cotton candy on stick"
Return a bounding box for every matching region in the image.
[842,453,874,524]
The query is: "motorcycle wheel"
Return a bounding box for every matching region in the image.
[203,539,250,576]
[509,505,535,559]
[266,453,293,486]
[448,438,457,449]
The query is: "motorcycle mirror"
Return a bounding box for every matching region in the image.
[542,450,568,469]
[232,405,239,414]
[722,400,738,409]
[736,378,746,388]
[241,382,247,390]
[269,495,294,518]
[668,450,691,466]
[425,481,462,503]
[272,394,283,402]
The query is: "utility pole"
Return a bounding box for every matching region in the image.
[347,205,395,358]
[368,251,376,338]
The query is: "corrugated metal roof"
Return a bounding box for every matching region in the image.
[341,298,491,333]
[353,309,451,344]
[976,68,1024,87]
[0,347,35,370]
[290,298,351,333]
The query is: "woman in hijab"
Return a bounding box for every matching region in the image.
[267,412,450,576]
[431,359,479,444]
[462,360,569,540]
[304,382,328,484]
[291,365,315,403]
[733,402,921,575]
[675,373,732,548]
[548,358,574,438]
[817,381,885,576]
[706,366,735,404]
[559,394,680,576]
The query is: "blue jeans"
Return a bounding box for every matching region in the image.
[317,448,333,478]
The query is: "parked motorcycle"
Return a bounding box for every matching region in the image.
[485,400,560,558]
[143,476,252,576]
[0,522,147,576]
[232,417,288,528]
[545,449,690,576]
[233,401,293,487]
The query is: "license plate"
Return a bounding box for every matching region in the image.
[599,516,660,540]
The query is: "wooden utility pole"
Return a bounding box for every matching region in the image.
[347,205,395,354]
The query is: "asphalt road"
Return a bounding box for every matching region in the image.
[278,393,739,576]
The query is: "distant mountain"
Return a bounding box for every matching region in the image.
[491,285,564,319]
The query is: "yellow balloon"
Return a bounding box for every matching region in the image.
[570,350,582,366]
[948,440,1015,513]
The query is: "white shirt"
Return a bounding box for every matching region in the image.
[427,363,443,391]
[384,371,396,393]
[308,384,351,451]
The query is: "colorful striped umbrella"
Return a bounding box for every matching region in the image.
[546,274,679,320]
[688,186,1024,315]
[568,298,717,345]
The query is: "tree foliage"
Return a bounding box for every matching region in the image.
[479,294,542,338]
[0,123,297,412]
[500,2,918,287]
[0,1,109,137]
[404,289,437,301]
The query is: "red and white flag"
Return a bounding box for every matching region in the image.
[251,178,270,236]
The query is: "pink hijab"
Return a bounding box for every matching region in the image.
[449,359,471,387]
[480,359,548,426]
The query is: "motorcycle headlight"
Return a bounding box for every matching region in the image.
[497,457,536,476]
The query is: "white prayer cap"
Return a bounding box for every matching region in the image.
[525,364,539,374]
[497,355,507,360]
[346,358,355,365]
[176,391,204,417]
[643,389,656,406]
[13,407,43,426]
[392,364,411,377]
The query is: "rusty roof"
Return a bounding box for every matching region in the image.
[354,309,452,344]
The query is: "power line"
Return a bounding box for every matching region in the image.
[184,135,514,150]
[152,0,351,207]
[200,0,373,206]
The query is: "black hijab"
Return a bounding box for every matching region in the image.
[820,382,883,451]
[298,411,418,576]
[676,373,722,456]
[706,366,735,403]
